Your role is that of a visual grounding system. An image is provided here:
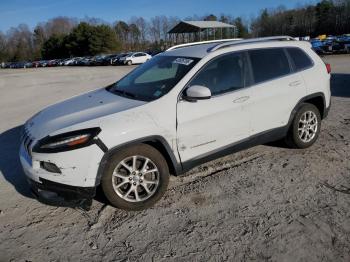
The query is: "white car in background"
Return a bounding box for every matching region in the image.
[119,52,152,65]
[20,36,331,211]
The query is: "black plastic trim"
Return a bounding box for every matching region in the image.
[95,138,109,153]
[95,135,182,185]
[324,100,331,119]
[287,92,327,125]
[28,178,95,210]
[33,127,102,153]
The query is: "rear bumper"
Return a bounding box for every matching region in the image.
[27,178,95,210]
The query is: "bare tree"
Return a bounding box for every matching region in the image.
[114,21,130,49]
[44,17,77,36]
[149,16,161,43]
[130,17,147,46]
[128,23,141,48]
[159,16,169,42]
[0,32,7,61]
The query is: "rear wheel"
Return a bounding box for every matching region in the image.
[101,144,169,210]
[285,103,321,148]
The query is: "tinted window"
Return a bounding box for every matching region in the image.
[249,48,291,84]
[189,52,247,96]
[287,47,313,71]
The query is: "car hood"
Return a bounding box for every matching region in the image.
[26,88,146,139]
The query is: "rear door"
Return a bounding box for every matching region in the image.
[247,48,307,135]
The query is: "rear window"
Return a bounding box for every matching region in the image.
[286,47,313,71]
[249,48,291,84]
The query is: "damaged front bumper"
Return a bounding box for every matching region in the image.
[19,138,104,210]
[27,177,95,210]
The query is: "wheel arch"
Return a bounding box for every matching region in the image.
[288,92,327,129]
[95,136,182,186]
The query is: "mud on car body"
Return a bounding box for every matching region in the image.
[20,36,331,210]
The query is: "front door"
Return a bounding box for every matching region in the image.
[176,51,252,163]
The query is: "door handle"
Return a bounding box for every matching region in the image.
[289,81,301,87]
[233,96,250,103]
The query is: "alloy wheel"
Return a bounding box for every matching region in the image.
[298,111,318,143]
[112,155,159,202]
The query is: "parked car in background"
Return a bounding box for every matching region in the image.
[111,53,131,65]
[101,54,119,65]
[9,61,32,68]
[119,52,152,65]
[47,60,58,67]
[64,58,77,66]
[310,39,328,54]
[38,60,49,67]
[77,57,93,66]
[90,55,107,66]
[335,35,350,53]
[24,61,33,68]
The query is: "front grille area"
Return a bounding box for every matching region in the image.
[21,127,34,157]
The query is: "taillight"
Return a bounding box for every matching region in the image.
[325,63,331,74]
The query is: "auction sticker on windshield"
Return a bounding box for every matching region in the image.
[173,58,194,66]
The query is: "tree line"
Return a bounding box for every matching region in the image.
[251,0,350,37]
[0,0,349,62]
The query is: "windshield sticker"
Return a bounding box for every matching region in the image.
[173,58,194,66]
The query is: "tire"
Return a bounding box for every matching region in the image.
[127,60,132,66]
[101,144,169,210]
[285,103,321,149]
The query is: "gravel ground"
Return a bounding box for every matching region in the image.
[0,56,349,262]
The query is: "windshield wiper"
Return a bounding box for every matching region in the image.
[112,89,137,99]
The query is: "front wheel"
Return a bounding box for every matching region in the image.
[285,103,321,148]
[126,60,132,66]
[101,144,169,210]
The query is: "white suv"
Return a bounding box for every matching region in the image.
[20,36,331,210]
[119,52,152,65]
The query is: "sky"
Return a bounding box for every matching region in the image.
[0,0,317,32]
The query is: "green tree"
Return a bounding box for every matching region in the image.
[89,24,120,55]
[234,17,249,38]
[315,0,335,35]
[41,34,68,59]
[33,25,46,59]
[66,22,120,56]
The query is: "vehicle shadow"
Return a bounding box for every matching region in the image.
[0,125,33,198]
[331,73,350,98]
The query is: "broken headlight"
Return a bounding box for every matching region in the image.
[33,128,101,153]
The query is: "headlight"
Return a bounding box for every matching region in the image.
[33,128,101,153]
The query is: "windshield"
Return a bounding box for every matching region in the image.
[108,55,200,101]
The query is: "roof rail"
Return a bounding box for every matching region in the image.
[166,38,242,51]
[208,36,295,52]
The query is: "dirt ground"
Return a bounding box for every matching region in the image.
[0,56,349,262]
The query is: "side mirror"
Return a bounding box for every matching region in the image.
[183,85,211,101]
